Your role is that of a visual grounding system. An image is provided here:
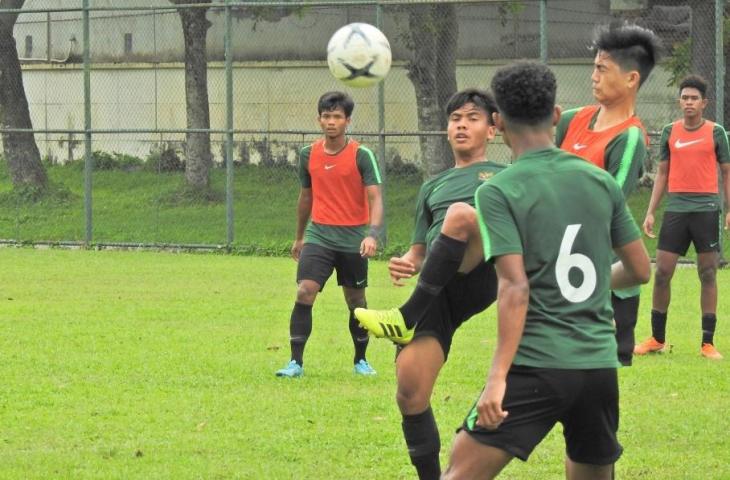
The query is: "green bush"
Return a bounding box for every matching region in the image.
[144,146,184,172]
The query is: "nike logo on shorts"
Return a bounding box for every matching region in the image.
[674,138,704,149]
[356,279,366,286]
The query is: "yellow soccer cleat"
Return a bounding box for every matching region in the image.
[354,307,415,345]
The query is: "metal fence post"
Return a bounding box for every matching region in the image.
[376,1,387,247]
[225,0,235,247]
[540,0,547,63]
[717,0,726,262]
[83,0,92,245]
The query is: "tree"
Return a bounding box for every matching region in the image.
[171,0,213,191]
[0,0,47,189]
[401,3,458,176]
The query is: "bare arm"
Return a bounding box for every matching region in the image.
[360,184,383,258]
[643,161,668,238]
[611,238,651,290]
[388,243,427,286]
[476,254,529,430]
[291,188,312,261]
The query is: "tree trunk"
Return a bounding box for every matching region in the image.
[689,0,716,120]
[405,4,458,177]
[0,0,47,189]
[176,1,212,190]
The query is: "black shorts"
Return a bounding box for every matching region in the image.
[461,366,622,465]
[296,243,368,290]
[657,210,720,255]
[410,261,497,360]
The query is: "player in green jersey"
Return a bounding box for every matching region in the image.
[275,91,383,378]
[356,89,506,479]
[639,74,730,360]
[442,62,650,479]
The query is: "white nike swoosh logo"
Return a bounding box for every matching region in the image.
[324,164,336,170]
[674,138,704,149]
[710,242,718,248]
[573,143,588,151]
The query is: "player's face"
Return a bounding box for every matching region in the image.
[447,103,495,155]
[679,87,707,119]
[318,107,351,139]
[591,52,635,105]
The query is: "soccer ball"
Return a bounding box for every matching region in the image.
[327,23,392,88]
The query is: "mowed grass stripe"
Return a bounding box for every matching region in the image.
[0,249,728,479]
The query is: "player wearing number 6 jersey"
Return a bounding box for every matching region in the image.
[442,62,651,480]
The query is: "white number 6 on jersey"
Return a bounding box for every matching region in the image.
[555,224,597,303]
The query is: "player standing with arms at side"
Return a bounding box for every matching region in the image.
[556,22,661,366]
[442,61,650,480]
[275,91,383,378]
[638,74,730,360]
[356,89,506,479]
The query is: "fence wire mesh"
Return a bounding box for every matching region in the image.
[0,0,725,254]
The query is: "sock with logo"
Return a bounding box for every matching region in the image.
[349,307,369,363]
[290,302,313,366]
[651,309,667,344]
[399,234,466,329]
[702,313,717,345]
[402,407,441,480]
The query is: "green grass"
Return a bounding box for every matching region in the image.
[0,164,420,255]
[3,163,728,259]
[1,248,728,478]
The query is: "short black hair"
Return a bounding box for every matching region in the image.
[679,74,708,98]
[446,88,498,125]
[317,91,354,117]
[592,22,661,87]
[491,61,556,128]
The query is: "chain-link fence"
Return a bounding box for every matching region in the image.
[0,0,726,253]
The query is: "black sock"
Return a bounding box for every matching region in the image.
[349,308,369,363]
[651,310,667,344]
[402,407,441,480]
[290,302,312,366]
[702,313,717,345]
[399,234,466,328]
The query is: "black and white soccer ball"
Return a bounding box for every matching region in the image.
[327,23,392,88]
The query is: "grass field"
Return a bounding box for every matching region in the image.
[1,248,728,479]
[2,163,729,260]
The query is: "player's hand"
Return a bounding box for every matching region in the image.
[291,239,304,261]
[475,378,508,430]
[360,236,377,258]
[388,256,416,286]
[642,214,656,239]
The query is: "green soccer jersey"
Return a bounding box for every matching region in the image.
[298,143,381,252]
[475,147,641,369]
[658,122,730,213]
[412,161,508,249]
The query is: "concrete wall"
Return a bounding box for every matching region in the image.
[18,60,678,166]
[14,1,617,63]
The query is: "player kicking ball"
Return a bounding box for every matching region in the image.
[442,61,651,480]
[355,88,507,479]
